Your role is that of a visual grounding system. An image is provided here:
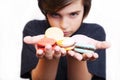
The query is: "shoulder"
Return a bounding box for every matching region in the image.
[25,19,47,25]
[76,23,106,41]
[82,23,105,32]
[23,20,49,35]
[24,19,48,30]
[85,23,106,41]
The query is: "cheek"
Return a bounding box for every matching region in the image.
[72,18,82,27]
[72,23,81,31]
[48,19,59,27]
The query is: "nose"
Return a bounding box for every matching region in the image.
[60,18,69,30]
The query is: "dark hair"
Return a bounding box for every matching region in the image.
[38,0,91,18]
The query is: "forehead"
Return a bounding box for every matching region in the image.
[56,0,83,14]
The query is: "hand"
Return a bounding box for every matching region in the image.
[67,35,110,61]
[24,35,66,60]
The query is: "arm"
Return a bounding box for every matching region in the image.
[67,34,110,80]
[67,55,93,80]
[21,20,64,79]
[23,35,66,80]
[31,58,59,80]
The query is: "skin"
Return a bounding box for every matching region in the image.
[23,0,110,80]
[47,0,84,37]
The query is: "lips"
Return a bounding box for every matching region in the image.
[64,32,68,34]
[63,31,70,36]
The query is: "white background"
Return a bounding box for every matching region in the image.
[0,0,120,80]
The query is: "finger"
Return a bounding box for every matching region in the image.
[84,37,111,49]
[60,48,66,56]
[67,50,75,56]
[36,49,44,58]
[82,53,92,61]
[68,51,82,60]
[89,52,99,61]
[44,44,54,60]
[53,46,61,59]
[24,35,44,44]
[71,35,111,49]
[35,44,37,50]
[83,53,93,58]
[73,52,83,61]
[95,41,111,49]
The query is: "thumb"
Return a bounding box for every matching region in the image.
[23,35,44,44]
[95,41,111,49]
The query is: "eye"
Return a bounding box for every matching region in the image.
[70,12,79,17]
[49,13,60,18]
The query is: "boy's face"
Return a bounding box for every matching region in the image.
[47,0,84,37]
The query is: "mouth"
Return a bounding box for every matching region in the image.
[63,31,70,36]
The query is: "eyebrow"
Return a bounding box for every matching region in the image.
[48,10,82,16]
[70,11,81,13]
[57,10,81,14]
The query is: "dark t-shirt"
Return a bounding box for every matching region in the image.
[20,20,106,80]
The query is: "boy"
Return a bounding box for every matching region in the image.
[21,0,110,80]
